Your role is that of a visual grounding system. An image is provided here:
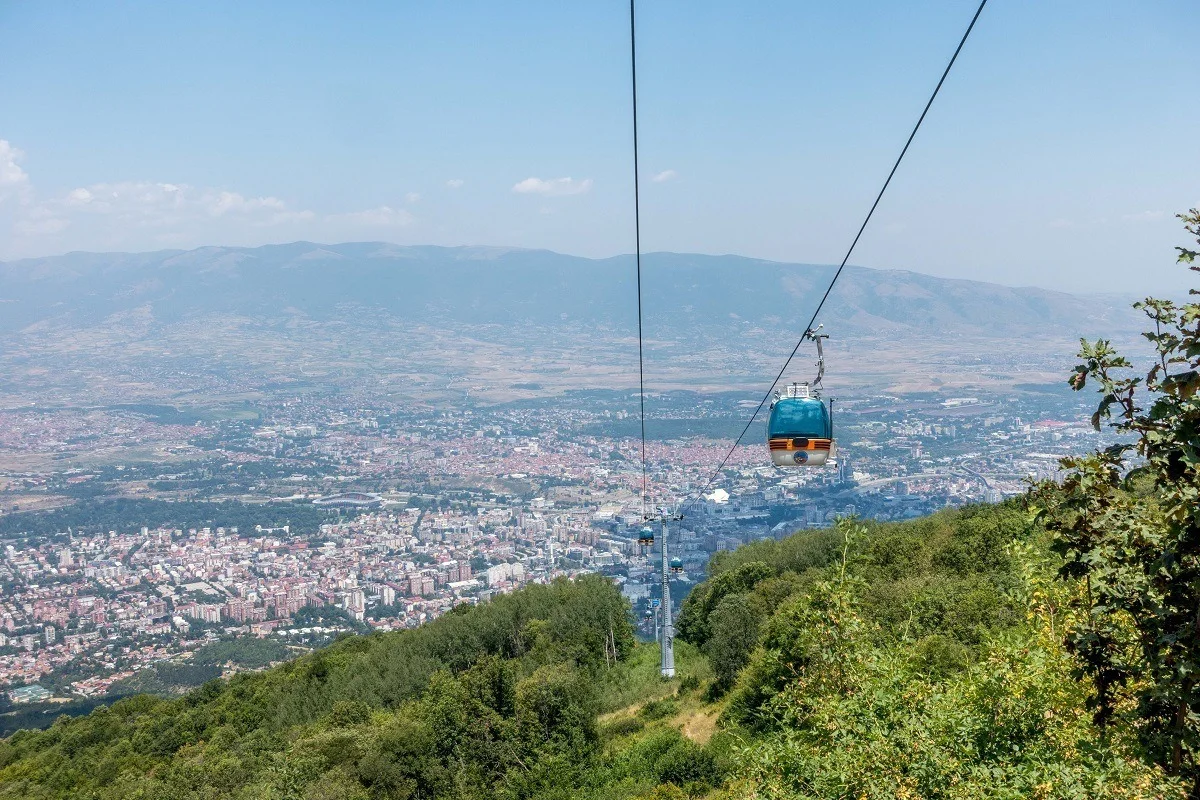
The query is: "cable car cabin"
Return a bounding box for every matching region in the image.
[670,557,683,574]
[638,526,655,547]
[768,383,836,467]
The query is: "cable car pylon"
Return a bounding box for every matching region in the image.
[643,506,682,678]
[628,0,675,679]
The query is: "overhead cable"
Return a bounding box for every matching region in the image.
[629,0,650,517]
[681,0,989,516]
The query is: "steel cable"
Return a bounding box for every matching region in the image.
[680,0,989,516]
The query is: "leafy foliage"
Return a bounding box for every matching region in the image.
[671,501,1182,796]
[731,563,1179,799]
[192,638,293,669]
[678,505,1028,676]
[704,593,764,697]
[1033,209,1200,790]
[718,520,1183,798]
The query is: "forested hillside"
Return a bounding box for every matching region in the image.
[0,576,653,799]
[0,505,1184,799]
[683,508,1181,798]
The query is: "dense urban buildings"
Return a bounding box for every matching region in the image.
[0,384,1102,702]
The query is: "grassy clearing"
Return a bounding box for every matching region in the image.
[599,641,725,747]
[596,639,712,714]
[677,707,720,745]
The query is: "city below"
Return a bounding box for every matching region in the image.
[0,383,1105,709]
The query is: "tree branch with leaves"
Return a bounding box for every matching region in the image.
[1033,209,1200,792]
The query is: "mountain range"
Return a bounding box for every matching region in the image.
[0,242,1143,340]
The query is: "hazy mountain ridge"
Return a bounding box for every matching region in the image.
[0,242,1142,340]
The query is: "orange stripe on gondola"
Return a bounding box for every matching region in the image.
[769,438,833,451]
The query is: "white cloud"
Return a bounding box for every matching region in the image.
[651,169,677,183]
[6,175,316,256]
[38,181,311,228]
[1121,210,1164,223]
[1,139,429,257]
[327,206,414,228]
[512,176,592,196]
[0,140,31,201]
[446,179,465,189]
[208,189,287,217]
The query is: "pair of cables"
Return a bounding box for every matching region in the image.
[628,0,989,517]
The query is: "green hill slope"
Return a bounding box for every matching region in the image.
[0,576,653,799]
[678,504,1181,799]
[0,506,1183,799]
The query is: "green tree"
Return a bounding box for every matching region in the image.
[1034,209,1200,790]
[704,593,763,696]
[675,561,774,647]
[514,664,597,762]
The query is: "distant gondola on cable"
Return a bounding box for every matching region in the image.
[768,328,837,467]
[638,526,655,547]
[669,557,683,574]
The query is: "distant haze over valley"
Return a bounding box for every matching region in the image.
[0,242,1141,337]
[0,242,1146,407]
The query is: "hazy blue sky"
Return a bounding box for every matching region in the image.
[1,1,1196,293]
